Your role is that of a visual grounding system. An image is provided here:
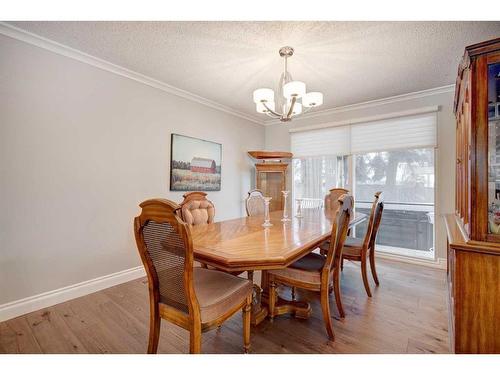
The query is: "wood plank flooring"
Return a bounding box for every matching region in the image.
[0,259,450,354]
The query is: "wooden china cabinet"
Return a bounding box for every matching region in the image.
[248,151,292,212]
[444,37,500,353]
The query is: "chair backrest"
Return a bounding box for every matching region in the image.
[134,199,199,316]
[323,194,353,275]
[360,192,383,251]
[245,189,265,216]
[368,193,384,251]
[325,188,350,211]
[179,192,215,225]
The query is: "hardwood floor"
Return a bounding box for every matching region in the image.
[0,259,450,354]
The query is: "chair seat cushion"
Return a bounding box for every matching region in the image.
[319,237,362,258]
[342,237,363,258]
[193,268,252,323]
[268,253,326,285]
[290,252,326,271]
[344,237,363,248]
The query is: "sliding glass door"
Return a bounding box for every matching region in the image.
[352,148,435,258]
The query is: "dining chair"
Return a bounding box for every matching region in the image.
[266,194,353,341]
[245,189,265,216]
[324,188,350,211]
[320,191,383,297]
[134,198,253,354]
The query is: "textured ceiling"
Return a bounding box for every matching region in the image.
[8,21,500,120]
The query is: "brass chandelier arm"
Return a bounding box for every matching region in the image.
[286,96,297,118]
[262,102,282,118]
[265,111,281,119]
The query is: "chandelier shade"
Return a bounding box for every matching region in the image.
[283,81,306,99]
[291,102,302,115]
[253,88,274,103]
[302,92,324,107]
[252,47,323,122]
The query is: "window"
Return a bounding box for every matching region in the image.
[290,111,437,259]
[292,155,347,204]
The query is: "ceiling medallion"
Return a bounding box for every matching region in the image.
[253,46,323,122]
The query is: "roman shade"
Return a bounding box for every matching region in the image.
[290,125,350,157]
[290,111,437,156]
[350,113,437,153]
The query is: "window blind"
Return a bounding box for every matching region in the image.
[350,113,437,153]
[290,112,437,156]
[290,126,350,157]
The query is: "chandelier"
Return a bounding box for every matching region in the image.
[253,46,323,122]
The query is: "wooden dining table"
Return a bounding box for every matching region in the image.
[191,208,366,325]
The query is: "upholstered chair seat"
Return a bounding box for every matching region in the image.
[269,253,327,287]
[191,268,253,322]
[321,237,363,258]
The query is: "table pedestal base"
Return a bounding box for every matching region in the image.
[250,284,268,326]
[261,292,312,320]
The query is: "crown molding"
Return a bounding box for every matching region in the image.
[263,84,456,126]
[0,22,265,126]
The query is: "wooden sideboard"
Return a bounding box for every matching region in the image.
[445,37,500,353]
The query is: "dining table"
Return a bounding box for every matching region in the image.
[190,208,367,325]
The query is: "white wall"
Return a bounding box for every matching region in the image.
[265,89,456,262]
[0,34,265,305]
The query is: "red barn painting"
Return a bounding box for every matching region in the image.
[190,157,216,174]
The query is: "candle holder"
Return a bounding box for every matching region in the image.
[295,198,303,218]
[262,197,273,227]
[281,190,291,222]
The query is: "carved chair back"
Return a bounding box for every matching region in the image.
[368,193,384,251]
[324,188,350,212]
[360,192,383,251]
[323,194,353,277]
[245,189,265,216]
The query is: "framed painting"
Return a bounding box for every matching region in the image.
[170,133,222,191]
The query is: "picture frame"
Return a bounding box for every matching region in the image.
[170,133,222,191]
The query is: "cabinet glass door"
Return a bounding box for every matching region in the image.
[259,172,283,212]
[487,61,500,234]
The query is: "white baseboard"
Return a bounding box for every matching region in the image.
[376,252,447,270]
[0,266,146,322]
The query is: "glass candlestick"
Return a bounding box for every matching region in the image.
[262,197,273,227]
[281,190,291,221]
[295,198,303,218]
